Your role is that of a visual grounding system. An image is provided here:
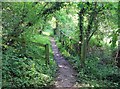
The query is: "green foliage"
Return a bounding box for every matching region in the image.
[2,43,56,88]
[2,50,56,88]
[60,46,120,87]
[90,36,103,47]
[110,31,118,50]
[56,30,120,87]
[2,1,120,88]
[2,2,58,88]
[76,57,120,87]
[2,33,57,88]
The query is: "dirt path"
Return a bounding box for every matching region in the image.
[50,37,77,88]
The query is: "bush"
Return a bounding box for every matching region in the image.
[2,45,56,88]
[56,37,120,87]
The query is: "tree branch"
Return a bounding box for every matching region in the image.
[42,2,64,17]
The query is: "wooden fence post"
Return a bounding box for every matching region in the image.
[68,38,71,54]
[59,31,62,42]
[45,44,49,65]
[62,32,64,45]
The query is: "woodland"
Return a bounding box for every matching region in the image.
[1,1,120,88]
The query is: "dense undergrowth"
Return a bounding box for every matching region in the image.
[2,2,119,88]
[2,32,57,88]
[55,36,120,87]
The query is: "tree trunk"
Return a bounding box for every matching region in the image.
[78,8,85,67]
[116,34,120,68]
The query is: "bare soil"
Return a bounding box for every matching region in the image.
[50,37,77,88]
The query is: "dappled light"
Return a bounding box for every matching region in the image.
[42,32,51,36]
[1,1,120,89]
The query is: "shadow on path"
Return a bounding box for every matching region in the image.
[50,37,77,88]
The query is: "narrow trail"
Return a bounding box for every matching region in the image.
[50,37,77,88]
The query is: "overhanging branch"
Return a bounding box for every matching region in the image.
[42,2,64,17]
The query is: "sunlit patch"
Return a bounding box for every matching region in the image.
[65,79,68,81]
[56,54,59,56]
[58,64,68,69]
[42,32,50,36]
[70,75,74,77]
[103,37,111,45]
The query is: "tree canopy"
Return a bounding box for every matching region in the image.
[1,1,120,88]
